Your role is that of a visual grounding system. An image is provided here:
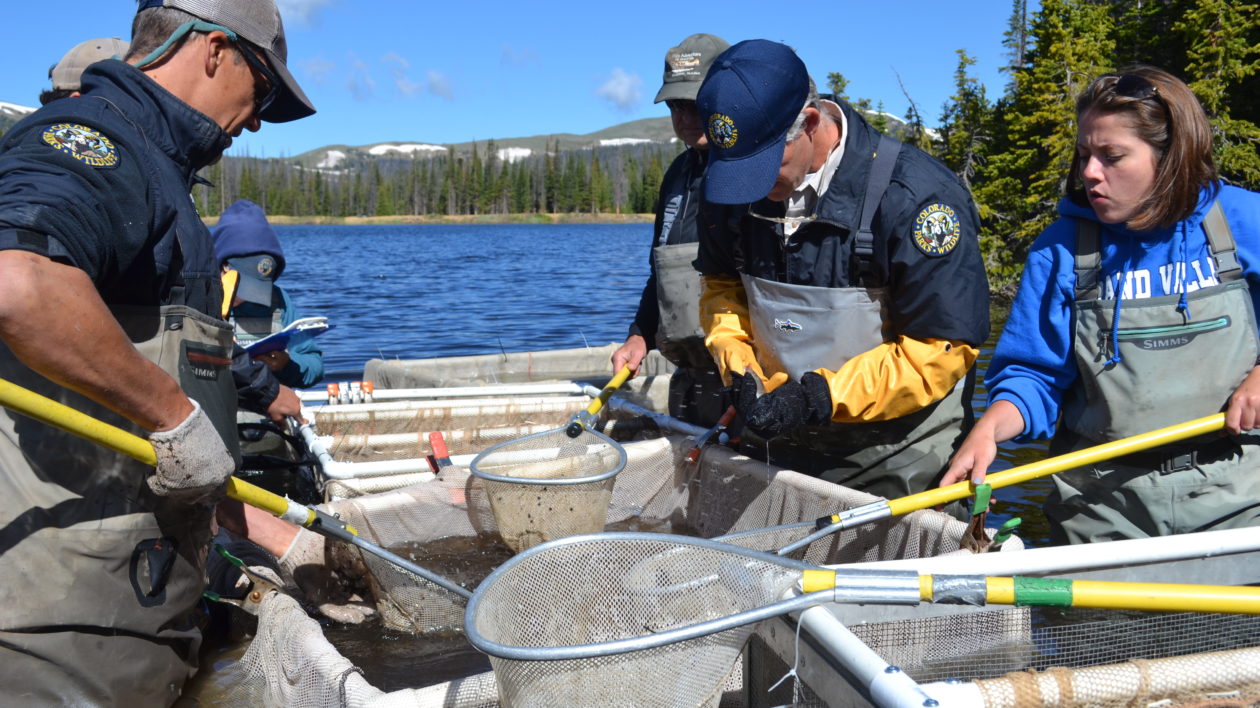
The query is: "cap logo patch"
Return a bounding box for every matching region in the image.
[256,256,277,278]
[773,318,803,332]
[668,51,703,76]
[42,123,118,168]
[912,203,961,257]
[707,113,738,149]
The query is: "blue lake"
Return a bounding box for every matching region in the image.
[275,222,1052,542]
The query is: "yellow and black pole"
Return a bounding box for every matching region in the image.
[566,365,632,437]
[800,567,1260,615]
[776,413,1227,555]
[0,378,472,600]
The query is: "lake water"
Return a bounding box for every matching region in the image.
[275,222,1052,539]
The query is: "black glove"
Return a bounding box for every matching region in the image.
[725,372,761,415]
[744,372,833,438]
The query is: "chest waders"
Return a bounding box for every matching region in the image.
[0,234,237,704]
[741,136,972,500]
[1047,202,1260,543]
[654,156,724,426]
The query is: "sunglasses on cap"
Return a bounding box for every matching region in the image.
[133,19,278,116]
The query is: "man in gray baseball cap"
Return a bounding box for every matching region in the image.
[131,0,315,122]
[611,33,730,427]
[0,0,313,703]
[41,37,131,105]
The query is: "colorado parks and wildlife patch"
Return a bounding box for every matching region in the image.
[912,203,961,256]
[41,123,118,168]
[707,114,738,149]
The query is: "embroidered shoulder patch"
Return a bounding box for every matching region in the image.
[41,123,119,168]
[912,203,961,256]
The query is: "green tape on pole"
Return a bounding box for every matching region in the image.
[971,483,992,517]
[1013,577,1074,607]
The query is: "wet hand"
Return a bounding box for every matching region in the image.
[611,335,647,377]
[279,528,376,624]
[1225,366,1260,434]
[267,385,305,424]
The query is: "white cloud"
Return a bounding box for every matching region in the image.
[347,55,375,101]
[595,68,642,112]
[382,52,423,96]
[275,0,335,26]
[299,57,335,85]
[500,44,540,67]
[427,70,453,100]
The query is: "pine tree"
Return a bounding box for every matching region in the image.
[938,50,993,196]
[1175,0,1260,189]
[974,0,1115,291]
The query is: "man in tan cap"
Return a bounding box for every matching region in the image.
[0,0,312,703]
[40,37,130,105]
[611,33,730,426]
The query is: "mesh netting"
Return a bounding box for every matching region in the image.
[466,534,810,707]
[469,426,624,552]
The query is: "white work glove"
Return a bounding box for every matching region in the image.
[279,528,377,624]
[148,400,235,504]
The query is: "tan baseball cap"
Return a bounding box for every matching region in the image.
[50,38,130,92]
[654,33,730,104]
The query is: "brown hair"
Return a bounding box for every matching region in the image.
[1066,65,1217,231]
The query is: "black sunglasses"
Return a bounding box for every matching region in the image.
[236,42,278,116]
[1111,73,1160,103]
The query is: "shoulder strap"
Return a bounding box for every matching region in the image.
[854,134,902,282]
[1201,200,1242,280]
[1074,219,1101,300]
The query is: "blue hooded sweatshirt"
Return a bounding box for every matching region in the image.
[986,183,1260,441]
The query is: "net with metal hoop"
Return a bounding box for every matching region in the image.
[464,532,814,707]
[469,426,625,552]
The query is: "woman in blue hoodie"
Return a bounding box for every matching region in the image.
[940,66,1260,543]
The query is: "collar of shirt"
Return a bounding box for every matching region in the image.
[782,101,848,235]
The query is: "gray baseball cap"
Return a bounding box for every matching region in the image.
[138,0,315,123]
[654,33,730,104]
[51,38,130,92]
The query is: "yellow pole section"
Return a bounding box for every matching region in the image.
[886,413,1224,515]
[0,378,316,528]
[1064,579,1260,615]
[585,365,632,415]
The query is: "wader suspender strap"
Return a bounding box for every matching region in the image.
[1074,200,1240,299]
[854,135,902,284]
[1202,200,1243,281]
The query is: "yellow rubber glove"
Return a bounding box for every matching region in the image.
[815,336,978,423]
[699,275,764,385]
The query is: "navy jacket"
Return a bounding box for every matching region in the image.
[0,60,280,411]
[695,101,990,347]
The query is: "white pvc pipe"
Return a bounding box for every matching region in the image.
[841,525,1260,577]
[788,603,937,707]
[299,381,587,403]
[331,424,554,449]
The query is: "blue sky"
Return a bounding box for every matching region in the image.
[2,1,1033,158]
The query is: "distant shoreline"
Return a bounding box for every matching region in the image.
[202,213,654,226]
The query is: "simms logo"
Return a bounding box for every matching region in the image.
[1116,316,1230,352]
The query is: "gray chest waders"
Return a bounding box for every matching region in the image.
[0,300,236,702]
[741,136,971,498]
[654,241,726,425]
[1048,202,1260,542]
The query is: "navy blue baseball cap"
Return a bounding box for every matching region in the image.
[697,40,810,204]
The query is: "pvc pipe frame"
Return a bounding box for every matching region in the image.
[299,381,587,403]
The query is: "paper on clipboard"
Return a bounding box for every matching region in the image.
[243,316,331,357]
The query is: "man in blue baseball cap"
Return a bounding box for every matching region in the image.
[694,39,990,500]
[214,199,324,390]
[611,33,729,426]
